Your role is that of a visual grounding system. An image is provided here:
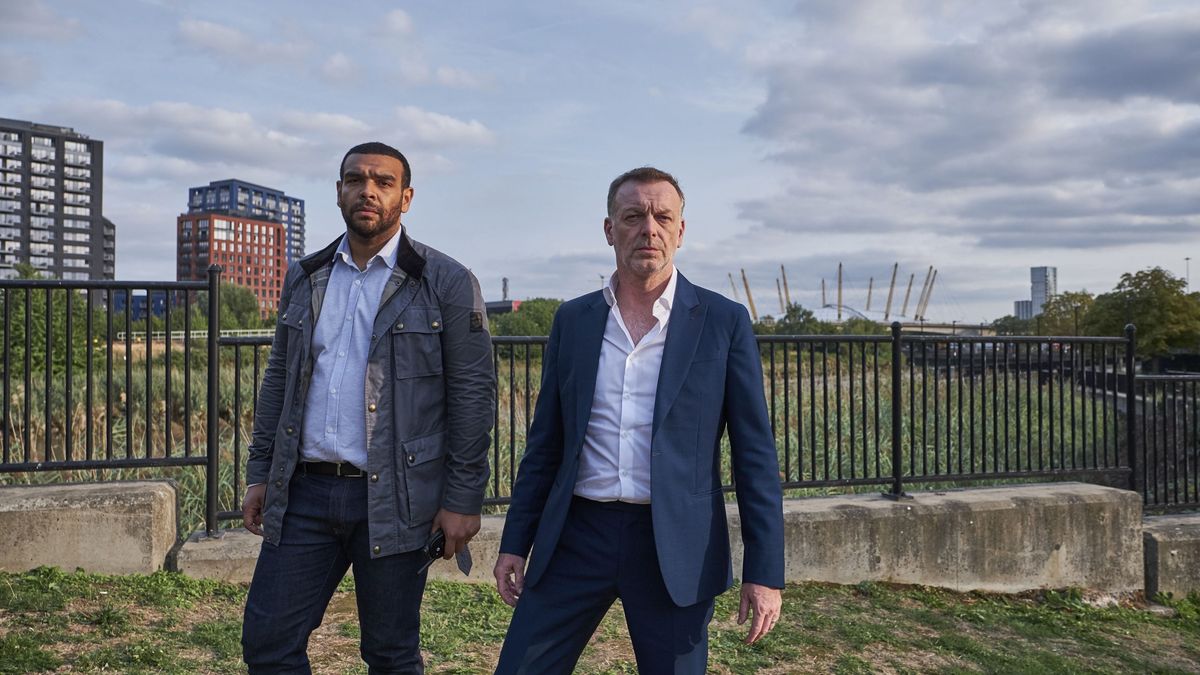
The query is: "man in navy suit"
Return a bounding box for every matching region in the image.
[493,167,785,673]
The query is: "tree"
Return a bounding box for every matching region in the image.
[992,314,1033,336]
[0,264,93,376]
[768,303,821,335]
[193,283,274,331]
[1085,267,1200,360]
[489,298,562,336]
[1037,290,1094,336]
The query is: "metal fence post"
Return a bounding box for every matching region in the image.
[1124,323,1138,497]
[206,265,222,537]
[884,321,910,500]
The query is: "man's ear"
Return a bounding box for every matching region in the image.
[335,180,343,209]
[604,217,614,245]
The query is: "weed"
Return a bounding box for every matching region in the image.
[0,633,62,673]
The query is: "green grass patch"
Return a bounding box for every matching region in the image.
[1,569,1198,673]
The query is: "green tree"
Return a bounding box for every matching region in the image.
[193,283,274,331]
[767,303,821,335]
[992,314,1033,336]
[1036,290,1094,336]
[489,298,562,336]
[1085,267,1200,359]
[0,264,93,376]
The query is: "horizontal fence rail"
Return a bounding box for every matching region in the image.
[3,274,1198,537]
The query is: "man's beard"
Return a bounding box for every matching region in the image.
[342,201,403,239]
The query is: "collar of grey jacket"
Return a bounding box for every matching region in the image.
[300,228,426,281]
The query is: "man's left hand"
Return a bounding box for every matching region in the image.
[737,582,782,644]
[431,509,480,559]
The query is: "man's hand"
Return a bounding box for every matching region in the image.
[242,484,267,536]
[431,509,480,559]
[738,582,782,644]
[493,553,526,607]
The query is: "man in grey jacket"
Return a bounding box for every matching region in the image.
[240,142,495,674]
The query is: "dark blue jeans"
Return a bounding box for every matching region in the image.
[242,473,428,674]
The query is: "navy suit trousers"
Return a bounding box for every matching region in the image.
[495,497,714,674]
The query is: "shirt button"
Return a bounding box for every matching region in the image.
[370,473,379,482]
[285,426,295,435]
[354,279,361,285]
[623,393,631,400]
[345,315,352,322]
[368,403,377,413]
[372,545,381,555]
[338,351,345,357]
[326,426,334,433]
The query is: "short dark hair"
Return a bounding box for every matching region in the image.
[340,142,412,189]
[606,166,685,217]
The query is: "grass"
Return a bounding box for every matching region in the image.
[1,568,1197,673]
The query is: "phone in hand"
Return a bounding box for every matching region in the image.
[417,529,445,574]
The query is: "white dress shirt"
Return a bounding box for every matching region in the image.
[574,267,678,504]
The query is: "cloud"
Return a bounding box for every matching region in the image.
[736,1,1200,260]
[393,106,495,146]
[319,52,355,82]
[177,18,308,65]
[0,52,39,87]
[383,9,414,35]
[0,0,81,40]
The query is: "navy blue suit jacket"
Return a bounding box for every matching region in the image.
[499,272,785,607]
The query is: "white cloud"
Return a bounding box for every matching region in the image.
[320,52,355,82]
[393,106,495,146]
[177,18,308,65]
[383,9,414,35]
[435,65,483,88]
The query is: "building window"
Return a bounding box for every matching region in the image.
[63,218,89,229]
[64,179,89,193]
[62,271,89,280]
[62,245,89,255]
[64,140,87,153]
[62,258,88,268]
[31,216,54,228]
[31,147,56,161]
[31,136,53,147]
[0,199,18,212]
[30,188,54,202]
[30,230,53,242]
[30,162,53,175]
[64,166,90,179]
[63,231,90,242]
[63,205,89,216]
[31,175,56,188]
[31,202,56,215]
[30,242,55,255]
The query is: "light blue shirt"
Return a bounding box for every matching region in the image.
[299,228,404,468]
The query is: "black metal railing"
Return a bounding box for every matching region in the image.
[1134,374,1200,511]
[0,270,219,476]
[4,269,1199,536]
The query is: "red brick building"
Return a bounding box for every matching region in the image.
[176,213,286,317]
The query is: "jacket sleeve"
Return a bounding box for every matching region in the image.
[725,305,786,588]
[498,308,566,558]
[436,267,496,515]
[245,265,298,486]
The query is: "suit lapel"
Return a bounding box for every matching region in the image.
[653,274,705,439]
[572,293,610,450]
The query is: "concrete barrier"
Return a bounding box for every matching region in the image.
[730,482,1143,594]
[180,482,1144,595]
[1143,513,1200,599]
[0,481,177,574]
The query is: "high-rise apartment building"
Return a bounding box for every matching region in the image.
[176,213,287,317]
[1014,300,1033,321]
[1031,266,1057,314]
[186,179,304,263]
[0,118,115,280]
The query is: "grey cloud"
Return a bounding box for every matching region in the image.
[0,1,81,40]
[1042,15,1200,103]
[0,52,39,87]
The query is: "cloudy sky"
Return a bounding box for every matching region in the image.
[4,0,1199,323]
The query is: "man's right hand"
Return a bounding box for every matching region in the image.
[493,553,526,607]
[242,484,267,536]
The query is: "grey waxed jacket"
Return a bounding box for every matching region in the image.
[245,229,495,557]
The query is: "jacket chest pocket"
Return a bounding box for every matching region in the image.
[280,303,307,352]
[391,307,444,379]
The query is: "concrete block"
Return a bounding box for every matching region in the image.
[174,528,265,583]
[1144,513,1200,599]
[0,481,177,574]
[730,482,1143,593]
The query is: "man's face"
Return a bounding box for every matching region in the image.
[336,153,413,240]
[604,180,685,283]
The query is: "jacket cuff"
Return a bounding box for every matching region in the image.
[441,486,484,516]
[246,460,271,486]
